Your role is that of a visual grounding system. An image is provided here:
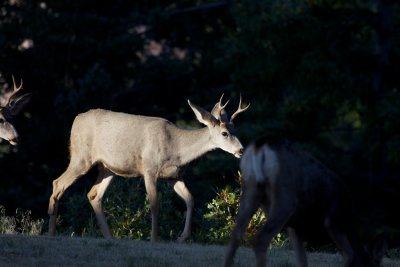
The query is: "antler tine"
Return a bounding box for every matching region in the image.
[0,76,22,108]
[230,94,250,122]
[211,93,230,122]
[11,75,23,93]
[218,93,229,110]
[217,94,230,122]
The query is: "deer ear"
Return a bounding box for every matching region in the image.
[8,93,31,116]
[188,100,218,127]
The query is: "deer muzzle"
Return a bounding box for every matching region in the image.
[234,148,244,158]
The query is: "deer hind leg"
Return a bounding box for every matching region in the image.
[287,227,307,267]
[48,158,92,236]
[253,205,293,267]
[87,166,114,239]
[324,217,354,267]
[144,172,159,242]
[224,190,260,267]
[172,180,194,243]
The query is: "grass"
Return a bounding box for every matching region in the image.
[0,206,44,235]
[1,234,400,267]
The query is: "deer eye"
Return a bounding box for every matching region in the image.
[0,118,4,124]
[221,131,229,137]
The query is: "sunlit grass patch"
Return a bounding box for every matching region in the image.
[0,205,44,235]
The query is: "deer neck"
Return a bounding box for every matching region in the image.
[176,127,216,165]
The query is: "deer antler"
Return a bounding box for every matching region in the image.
[211,93,230,122]
[9,75,24,102]
[3,75,23,105]
[230,94,250,122]
[1,75,30,115]
[12,75,23,92]
[0,75,24,108]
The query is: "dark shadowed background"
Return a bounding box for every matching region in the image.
[0,0,399,247]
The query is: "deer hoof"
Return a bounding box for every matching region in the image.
[177,233,189,243]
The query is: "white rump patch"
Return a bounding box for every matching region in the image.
[241,144,280,183]
[249,145,279,183]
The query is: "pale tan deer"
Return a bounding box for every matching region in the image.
[48,95,249,242]
[224,135,387,267]
[0,76,31,145]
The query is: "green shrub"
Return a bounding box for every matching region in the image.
[60,178,185,241]
[104,178,152,240]
[105,178,186,240]
[196,176,288,247]
[59,175,288,247]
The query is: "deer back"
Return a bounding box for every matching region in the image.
[70,109,178,176]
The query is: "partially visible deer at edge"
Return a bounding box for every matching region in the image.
[224,136,387,267]
[48,95,249,242]
[0,76,31,145]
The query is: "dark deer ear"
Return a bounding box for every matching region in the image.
[8,93,31,116]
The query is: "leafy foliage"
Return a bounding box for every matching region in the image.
[57,176,288,247]
[58,178,185,241]
[104,179,184,240]
[196,178,287,247]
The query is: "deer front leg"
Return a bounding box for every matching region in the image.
[87,167,114,239]
[48,174,72,236]
[48,160,91,236]
[144,173,159,242]
[48,193,59,236]
[172,180,194,243]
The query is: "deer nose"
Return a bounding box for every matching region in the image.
[234,148,244,158]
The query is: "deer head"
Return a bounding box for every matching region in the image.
[188,94,250,158]
[0,76,31,145]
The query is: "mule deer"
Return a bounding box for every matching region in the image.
[48,94,249,242]
[0,76,31,145]
[224,136,387,267]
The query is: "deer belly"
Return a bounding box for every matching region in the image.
[101,160,144,177]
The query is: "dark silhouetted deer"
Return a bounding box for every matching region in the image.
[224,136,387,267]
[48,95,249,242]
